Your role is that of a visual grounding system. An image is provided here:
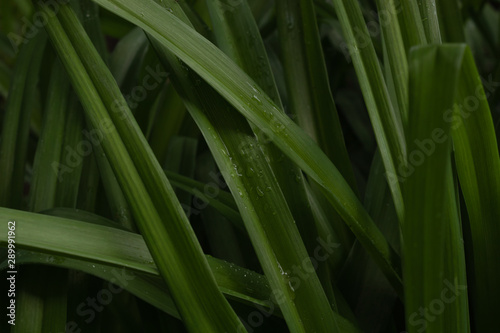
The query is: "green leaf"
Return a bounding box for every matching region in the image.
[404,44,470,333]
[374,0,408,127]
[448,45,500,333]
[398,0,427,49]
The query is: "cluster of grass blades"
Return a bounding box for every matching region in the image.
[0,0,499,332]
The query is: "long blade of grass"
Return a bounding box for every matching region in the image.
[448,45,500,333]
[374,0,409,127]
[404,44,469,333]
[398,0,427,49]
[419,0,442,43]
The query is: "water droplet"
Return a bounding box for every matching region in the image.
[286,11,295,30]
[273,122,285,133]
[256,186,264,197]
[233,163,243,176]
[246,167,255,177]
[277,262,285,276]
[252,95,262,105]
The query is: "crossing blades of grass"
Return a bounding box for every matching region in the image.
[338,151,400,332]
[0,207,282,311]
[79,7,137,231]
[90,0,403,298]
[164,170,243,229]
[206,0,346,305]
[1,250,277,320]
[276,0,356,190]
[275,0,357,260]
[54,95,84,208]
[329,0,406,223]
[150,2,348,332]
[37,3,243,331]
[29,60,69,212]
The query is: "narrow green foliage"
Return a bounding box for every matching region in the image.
[91,0,403,297]
[1,0,498,332]
[38,2,243,331]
